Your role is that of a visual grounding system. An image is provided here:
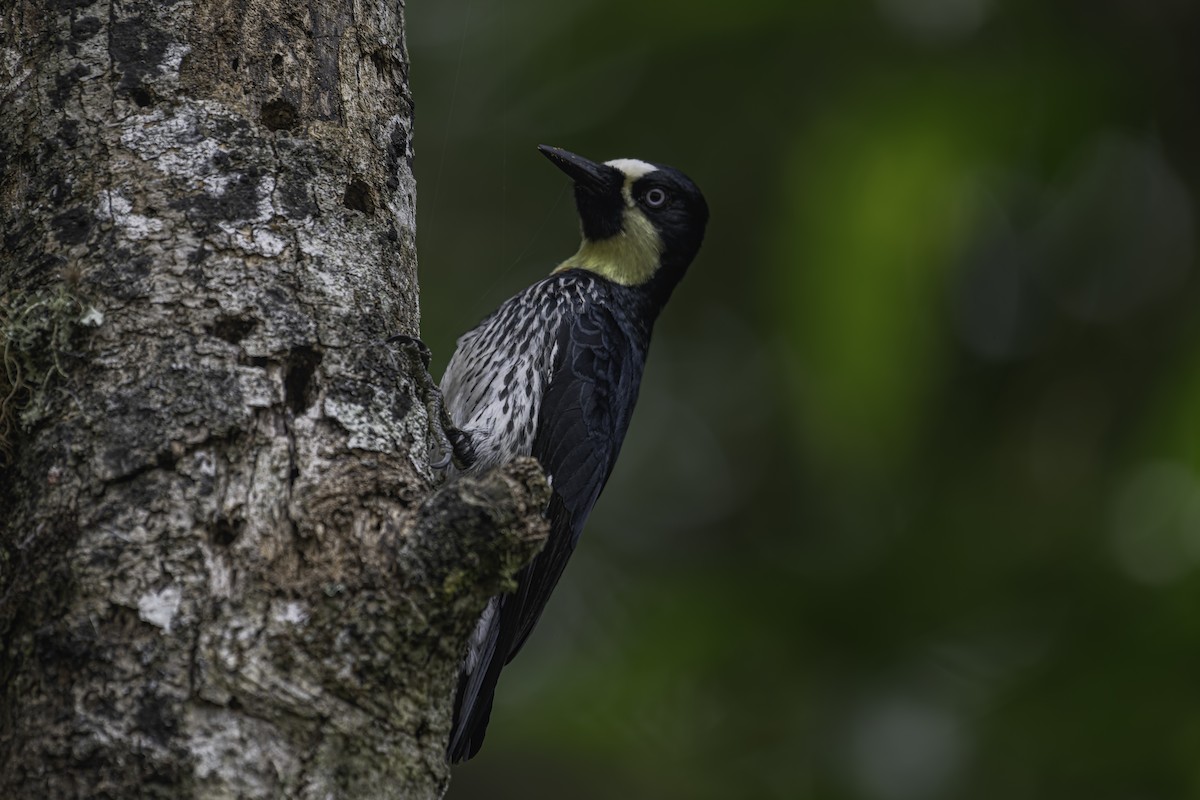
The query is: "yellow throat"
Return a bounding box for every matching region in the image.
[555,207,663,286]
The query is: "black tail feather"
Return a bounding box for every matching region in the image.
[447,500,580,762]
[447,594,516,763]
[447,676,498,763]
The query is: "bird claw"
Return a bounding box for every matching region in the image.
[386,333,476,473]
[386,333,432,371]
[446,426,478,471]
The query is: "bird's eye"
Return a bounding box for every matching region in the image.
[644,188,668,208]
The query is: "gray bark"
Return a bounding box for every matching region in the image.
[0,0,547,797]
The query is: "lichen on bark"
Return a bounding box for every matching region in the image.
[0,280,98,462]
[0,0,546,797]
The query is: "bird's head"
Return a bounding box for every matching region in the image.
[539,145,708,301]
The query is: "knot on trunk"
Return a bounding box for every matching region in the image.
[402,456,551,631]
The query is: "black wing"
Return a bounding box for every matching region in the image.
[448,300,646,762]
[511,301,644,654]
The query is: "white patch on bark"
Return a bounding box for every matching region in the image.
[219,223,287,257]
[324,397,410,452]
[137,585,183,633]
[2,47,31,91]
[385,114,417,230]
[185,705,302,795]
[273,601,309,626]
[120,109,222,180]
[163,43,192,77]
[120,106,286,257]
[194,450,217,477]
[237,366,280,407]
[201,545,234,599]
[97,191,165,240]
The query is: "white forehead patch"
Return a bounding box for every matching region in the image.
[606,159,659,205]
[604,158,658,180]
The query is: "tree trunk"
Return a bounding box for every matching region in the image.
[0,0,547,797]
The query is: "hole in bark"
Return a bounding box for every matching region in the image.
[261,98,298,132]
[128,86,154,107]
[210,315,256,345]
[271,54,284,70]
[212,518,242,546]
[343,178,375,215]
[370,48,389,78]
[285,346,322,414]
[71,16,102,41]
[231,57,239,71]
[135,691,179,745]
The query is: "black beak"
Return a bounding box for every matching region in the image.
[538,145,617,195]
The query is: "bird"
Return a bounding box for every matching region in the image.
[440,144,708,762]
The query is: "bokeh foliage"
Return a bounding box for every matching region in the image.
[408,1,1200,797]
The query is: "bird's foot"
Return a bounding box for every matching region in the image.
[387,333,432,370]
[444,425,478,471]
[387,334,477,472]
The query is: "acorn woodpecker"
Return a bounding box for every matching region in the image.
[442,145,708,762]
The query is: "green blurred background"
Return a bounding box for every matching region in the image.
[407,1,1200,798]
